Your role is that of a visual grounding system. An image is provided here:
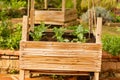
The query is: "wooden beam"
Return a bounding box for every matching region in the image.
[27,0,30,17]
[19,70,25,80]
[30,0,35,31]
[96,17,102,43]
[62,0,66,12]
[73,0,76,9]
[44,0,47,9]
[94,72,99,80]
[22,16,28,41]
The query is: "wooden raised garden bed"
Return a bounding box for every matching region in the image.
[29,0,77,28]
[19,0,102,80]
[19,16,102,80]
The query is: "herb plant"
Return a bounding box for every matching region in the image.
[30,23,48,41]
[53,27,68,42]
[0,20,21,50]
[102,34,120,56]
[70,25,88,42]
[81,7,113,24]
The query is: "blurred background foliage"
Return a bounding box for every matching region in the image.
[0,0,119,21]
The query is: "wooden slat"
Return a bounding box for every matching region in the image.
[20,41,101,51]
[73,0,76,9]
[44,0,47,9]
[21,56,99,66]
[21,50,101,56]
[34,20,64,25]
[62,0,66,12]
[20,63,100,72]
[30,70,90,76]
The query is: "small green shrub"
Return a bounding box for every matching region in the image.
[30,23,48,41]
[69,25,88,42]
[0,0,26,19]
[81,7,113,23]
[116,3,120,9]
[53,27,68,42]
[114,15,120,22]
[102,35,120,56]
[0,20,21,50]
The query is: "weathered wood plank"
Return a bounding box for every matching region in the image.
[20,41,101,51]
[21,50,101,57]
[20,63,100,72]
[30,70,90,75]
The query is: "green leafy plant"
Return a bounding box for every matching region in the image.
[0,20,12,48]
[8,69,19,74]
[102,34,120,56]
[30,23,48,41]
[114,15,120,22]
[53,27,68,42]
[6,24,22,50]
[6,0,26,10]
[0,0,26,19]
[0,20,21,50]
[68,25,88,42]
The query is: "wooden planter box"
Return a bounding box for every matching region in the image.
[20,15,103,80]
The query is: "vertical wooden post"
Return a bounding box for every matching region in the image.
[44,0,47,9]
[96,17,102,43]
[27,0,30,17]
[19,70,25,80]
[94,72,99,80]
[92,0,97,28]
[73,0,76,9]
[22,16,29,41]
[88,10,92,34]
[62,0,66,12]
[30,0,35,31]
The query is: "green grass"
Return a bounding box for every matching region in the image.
[102,25,120,36]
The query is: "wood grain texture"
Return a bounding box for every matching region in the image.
[20,41,102,73]
[35,11,64,22]
[22,16,28,41]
